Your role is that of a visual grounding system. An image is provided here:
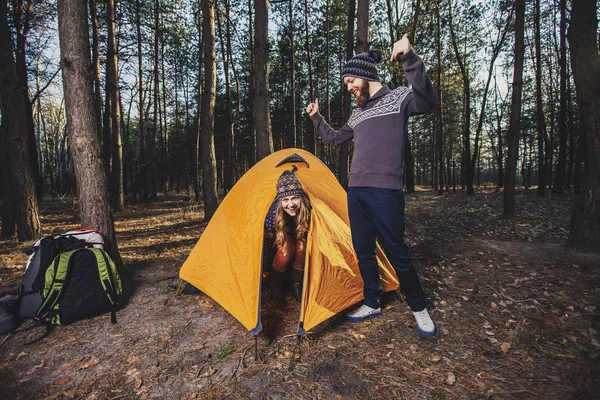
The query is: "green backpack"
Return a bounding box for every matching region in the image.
[35,248,122,326]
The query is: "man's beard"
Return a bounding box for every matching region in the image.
[355,80,370,108]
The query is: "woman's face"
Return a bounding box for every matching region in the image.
[281,195,301,217]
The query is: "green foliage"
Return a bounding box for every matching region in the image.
[216,345,235,361]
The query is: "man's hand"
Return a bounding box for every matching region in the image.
[390,34,413,61]
[306,98,319,116]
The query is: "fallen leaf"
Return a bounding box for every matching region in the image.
[431,355,441,362]
[501,342,512,354]
[327,345,336,350]
[55,376,71,385]
[26,360,44,375]
[352,332,365,340]
[56,357,84,375]
[441,328,450,336]
[446,372,456,385]
[485,331,495,336]
[84,391,99,400]
[359,327,369,333]
[78,358,98,371]
[199,300,214,309]
[201,366,216,377]
[194,343,205,350]
[135,376,143,390]
[128,355,141,364]
[490,302,497,309]
[483,321,492,329]
[409,344,419,352]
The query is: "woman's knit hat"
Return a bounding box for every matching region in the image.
[341,50,382,82]
[276,170,304,200]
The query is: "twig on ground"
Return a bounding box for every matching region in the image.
[488,389,550,399]
[0,333,11,348]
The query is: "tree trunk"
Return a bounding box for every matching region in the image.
[89,0,103,141]
[106,0,123,210]
[503,0,525,215]
[217,0,234,194]
[151,0,159,198]
[135,0,147,201]
[534,0,547,196]
[552,0,568,193]
[193,6,202,202]
[339,0,355,189]
[303,0,315,154]
[448,0,473,195]
[0,0,41,240]
[566,0,600,251]
[57,0,123,268]
[12,0,43,200]
[435,0,443,195]
[201,0,218,221]
[288,0,296,148]
[253,0,273,162]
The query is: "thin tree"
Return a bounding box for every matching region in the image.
[503,0,525,215]
[566,0,600,251]
[253,0,273,161]
[534,0,547,196]
[135,0,147,200]
[56,0,123,268]
[0,0,41,240]
[339,0,356,189]
[200,0,218,220]
[11,0,43,199]
[288,0,297,147]
[552,0,568,193]
[217,0,234,194]
[303,0,315,153]
[106,0,123,210]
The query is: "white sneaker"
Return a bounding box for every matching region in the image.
[413,308,436,337]
[346,304,382,323]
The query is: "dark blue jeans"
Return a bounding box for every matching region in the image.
[347,187,426,311]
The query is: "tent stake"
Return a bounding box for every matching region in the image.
[288,335,301,370]
[254,335,259,362]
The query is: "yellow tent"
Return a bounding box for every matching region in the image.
[179,148,399,335]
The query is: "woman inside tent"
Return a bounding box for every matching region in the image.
[263,170,311,302]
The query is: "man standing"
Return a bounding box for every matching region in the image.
[305,35,437,337]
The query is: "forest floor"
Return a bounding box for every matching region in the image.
[0,188,599,400]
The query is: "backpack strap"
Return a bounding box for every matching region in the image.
[34,248,82,322]
[90,249,121,324]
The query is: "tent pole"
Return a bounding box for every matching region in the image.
[288,335,302,370]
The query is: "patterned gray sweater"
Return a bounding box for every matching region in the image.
[310,49,436,190]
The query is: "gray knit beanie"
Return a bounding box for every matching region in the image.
[341,50,382,82]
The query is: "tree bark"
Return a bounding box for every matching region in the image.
[503,0,525,215]
[56,0,123,268]
[552,0,568,193]
[0,0,41,240]
[200,0,218,221]
[339,0,355,189]
[566,0,600,251]
[448,0,472,194]
[106,0,123,210]
[11,0,43,200]
[288,0,296,148]
[253,0,273,162]
[135,0,147,200]
[303,0,315,154]
[534,0,547,196]
[217,0,234,194]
